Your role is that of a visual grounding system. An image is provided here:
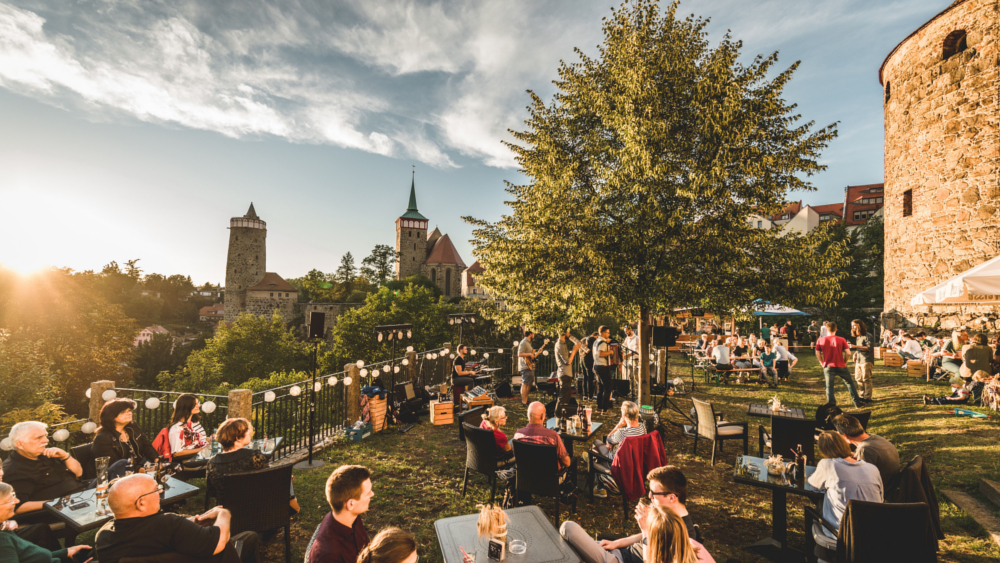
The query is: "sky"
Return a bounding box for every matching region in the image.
[0,0,948,284]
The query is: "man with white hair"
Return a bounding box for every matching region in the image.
[95,474,259,563]
[2,421,85,515]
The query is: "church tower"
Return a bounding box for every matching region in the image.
[395,174,428,279]
[225,203,267,322]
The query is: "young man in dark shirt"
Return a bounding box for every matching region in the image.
[95,474,258,563]
[452,345,476,409]
[2,421,85,515]
[309,465,374,563]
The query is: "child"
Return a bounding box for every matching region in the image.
[759,343,778,385]
[924,376,970,405]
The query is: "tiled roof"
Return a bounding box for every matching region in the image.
[425,234,466,267]
[465,260,484,285]
[811,203,844,217]
[247,272,298,292]
[767,201,802,222]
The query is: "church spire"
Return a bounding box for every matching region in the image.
[400,171,428,220]
[245,203,259,220]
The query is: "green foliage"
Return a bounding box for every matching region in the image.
[132,332,183,389]
[385,274,442,298]
[158,312,313,393]
[287,269,347,303]
[465,0,848,333]
[812,215,885,331]
[124,294,164,326]
[0,331,58,414]
[361,245,399,286]
[322,285,453,372]
[219,369,313,394]
[0,403,79,434]
[335,252,357,292]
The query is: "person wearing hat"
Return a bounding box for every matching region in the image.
[923,377,971,405]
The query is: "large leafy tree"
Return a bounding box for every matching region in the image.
[361,245,399,286]
[465,0,849,404]
[335,252,357,291]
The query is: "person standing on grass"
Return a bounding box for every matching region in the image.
[850,319,875,403]
[555,329,583,414]
[517,330,541,407]
[815,321,865,408]
[808,321,820,350]
[593,326,616,413]
[760,323,771,342]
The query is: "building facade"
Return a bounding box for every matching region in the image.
[880,0,1000,329]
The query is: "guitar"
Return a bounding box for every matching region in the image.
[525,338,551,371]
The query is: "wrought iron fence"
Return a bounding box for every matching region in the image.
[249,371,347,462]
[110,388,230,443]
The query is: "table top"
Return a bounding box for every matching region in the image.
[435,505,580,563]
[544,418,602,441]
[199,437,284,460]
[733,455,823,498]
[44,476,199,532]
[747,404,807,420]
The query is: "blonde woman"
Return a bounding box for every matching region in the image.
[940,330,969,377]
[807,432,883,543]
[643,504,715,563]
[357,527,417,563]
[594,401,647,498]
[480,406,514,464]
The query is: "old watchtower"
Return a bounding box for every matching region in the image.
[395,174,429,279]
[225,204,267,323]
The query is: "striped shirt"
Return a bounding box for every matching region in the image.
[607,423,647,455]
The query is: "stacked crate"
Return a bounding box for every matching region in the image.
[429,400,454,425]
[883,352,904,368]
[369,396,388,432]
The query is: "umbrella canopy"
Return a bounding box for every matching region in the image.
[911,253,1000,306]
[750,301,810,316]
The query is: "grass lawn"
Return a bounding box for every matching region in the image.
[161,352,999,563]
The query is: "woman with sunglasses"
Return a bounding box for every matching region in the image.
[0,482,94,562]
[92,399,160,472]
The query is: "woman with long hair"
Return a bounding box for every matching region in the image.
[644,504,714,562]
[92,399,160,470]
[167,394,208,459]
[356,527,417,563]
[807,432,882,543]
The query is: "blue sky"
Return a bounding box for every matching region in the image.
[0,0,946,284]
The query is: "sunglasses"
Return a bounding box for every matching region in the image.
[648,490,676,498]
[134,485,164,509]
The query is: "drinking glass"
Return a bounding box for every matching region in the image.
[509,540,527,555]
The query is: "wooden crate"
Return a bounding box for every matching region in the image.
[462,394,494,409]
[369,396,388,432]
[874,347,885,359]
[906,361,926,378]
[884,352,904,367]
[429,400,454,425]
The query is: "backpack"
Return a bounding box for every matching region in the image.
[151,428,173,462]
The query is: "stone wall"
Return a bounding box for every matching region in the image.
[881,0,1000,327]
[396,222,427,279]
[224,225,267,322]
[303,303,364,337]
[245,292,296,324]
[422,263,462,298]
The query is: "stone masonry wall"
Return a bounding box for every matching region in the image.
[396,222,427,279]
[421,263,462,298]
[882,0,1000,329]
[303,303,364,337]
[245,293,296,324]
[224,226,267,322]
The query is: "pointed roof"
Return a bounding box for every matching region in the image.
[245,203,259,220]
[425,234,466,267]
[247,272,298,292]
[400,175,428,220]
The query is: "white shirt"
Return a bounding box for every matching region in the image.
[820,325,830,338]
[902,339,922,357]
[711,345,730,365]
[774,345,797,362]
[808,458,883,539]
[624,333,639,354]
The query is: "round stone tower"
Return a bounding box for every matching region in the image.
[395,174,429,279]
[880,0,1000,329]
[225,203,267,322]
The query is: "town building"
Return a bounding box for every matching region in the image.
[198,303,225,322]
[879,0,999,329]
[224,204,298,324]
[843,183,886,230]
[134,325,170,347]
[394,175,467,298]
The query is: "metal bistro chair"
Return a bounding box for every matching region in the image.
[457,406,488,443]
[805,500,937,563]
[691,398,748,466]
[758,417,818,464]
[215,464,294,563]
[71,442,96,481]
[462,423,504,504]
[511,439,575,527]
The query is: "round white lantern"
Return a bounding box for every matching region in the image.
[102,389,117,401]
[406,346,413,352]
[85,388,92,399]
[393,366,400,373]
[471,350,477,355]
[343,376,353,386]
[356,360,365,368]
[0,438,11,451]
[145,397,161,410]
[382,365,390,373]
[450,354,456,359]
[314,382,323,392]
[53,429,70,442]
[328,376,338,386]
[201,401,217,414]
[484,353,490,359]
[360,368,368,377]
[513,341,518,346]
[498,349,503,354]
[397,331,404,339]
[81,422,97,434]
[290,386,302,397]
[542,350,549,356]
[407,330,412,338]
[402,358,409,366]
[264,391,276,402]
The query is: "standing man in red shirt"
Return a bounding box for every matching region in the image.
[815,322,865,408]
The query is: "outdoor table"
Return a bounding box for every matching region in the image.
[733,455,823,563]
[198,437,284,460]
[44,476,198,534]
[544,418,602,457]
[747,404,807,421]
[434,505,580,563]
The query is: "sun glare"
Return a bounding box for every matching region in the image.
[0,188,103,275]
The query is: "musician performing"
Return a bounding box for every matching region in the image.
[623,325,639,391]
[555,329,583,414]
[593,326,616,414]
[452,344,477,409]
[517,330,549,407]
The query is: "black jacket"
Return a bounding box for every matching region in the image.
[91,422,160,466]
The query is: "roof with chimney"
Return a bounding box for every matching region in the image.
[247,272,298,292]
[425,234,466,267]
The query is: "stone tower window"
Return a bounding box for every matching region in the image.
[902,189,913,217]
[430,268,436,283]
[445,269,452,296]
[884,81,891,103]
[942,30,967,59]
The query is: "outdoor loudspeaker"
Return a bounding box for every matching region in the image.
[309,312,326,339]
[652,326,678,347]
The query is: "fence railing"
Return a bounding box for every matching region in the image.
[110,388,231,444]
[249,371,347,462]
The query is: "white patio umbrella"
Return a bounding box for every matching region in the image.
[911,253,1000,306]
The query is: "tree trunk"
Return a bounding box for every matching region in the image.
[638,305,651,406]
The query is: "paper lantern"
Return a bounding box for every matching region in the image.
[314,382,323,392]
[102,389,117,401]
[393,366,400,373]
[397,331,404,339]
[356,360,365,368]
[450,354,456,359]
[513,341,518,346]
[484,353,490,359]
[343,376,353,386]
[81,422,97,434]
[360,368,368,377]
[201,401,217,414]
[402,358,409,366]
[290,386,302,397]
[382,364,390,373]
[407,330,412,338]
[264,391,276,402]
[406,346,413,352]
[52,429,70,442]
[498,349,503,354]
[85,388,92,399]
[145,397,161,410]
[328,376,338,386]
[542,350,549,356]
[470,350,477,355]
[0,438,11,451]
[378,333,383,342]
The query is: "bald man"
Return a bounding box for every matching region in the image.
[95,474,259,563]
[513,402,571,469]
